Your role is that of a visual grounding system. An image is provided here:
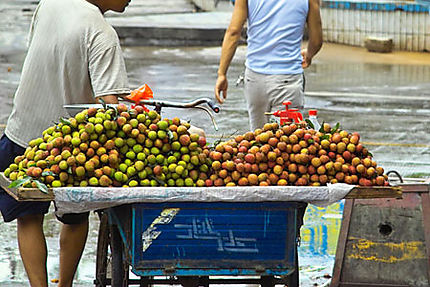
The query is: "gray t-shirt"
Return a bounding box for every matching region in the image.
[6,0,130,148]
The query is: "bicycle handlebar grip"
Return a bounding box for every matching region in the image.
[207,100,220,113]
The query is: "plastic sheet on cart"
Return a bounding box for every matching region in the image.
[53,183,353,216]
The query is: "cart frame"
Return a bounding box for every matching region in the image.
[94,201,307,287]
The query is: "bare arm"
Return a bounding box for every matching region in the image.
[95,94,128,104]
[302,0,323,68]
[215,0,247,104]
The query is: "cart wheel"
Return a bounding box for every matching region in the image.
[260,275,275,287]
[177,276,200,287]
[139,276,153,287]
[111,224,129,286]
[199,276,209,287]
[95,211,109,287]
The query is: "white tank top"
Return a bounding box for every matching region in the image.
[245,0,309,75]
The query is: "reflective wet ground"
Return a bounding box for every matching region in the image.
[1,1,430,286]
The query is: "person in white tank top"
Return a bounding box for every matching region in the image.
[214,1,322,285]
[215,0,323,131]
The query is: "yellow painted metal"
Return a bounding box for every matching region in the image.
[347,236,427,263]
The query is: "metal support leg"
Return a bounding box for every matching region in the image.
[111,224,129,286]
[95,211,109,287]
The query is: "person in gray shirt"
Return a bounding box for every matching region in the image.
[0,0,131,285]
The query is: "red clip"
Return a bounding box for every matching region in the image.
[272,101,303,125]
[125,84,154,112]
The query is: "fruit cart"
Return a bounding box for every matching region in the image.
[0,173,402,287]
[0,94,407,286]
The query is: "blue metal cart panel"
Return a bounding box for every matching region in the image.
[126,202,299,277]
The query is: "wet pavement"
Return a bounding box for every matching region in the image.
[1,0,430,286]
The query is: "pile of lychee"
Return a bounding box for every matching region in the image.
[4,105,388,188]
[205,122,387,187]
[4,104,210,188]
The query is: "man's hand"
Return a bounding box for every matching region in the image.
[304,0,323,69]
[301,49,311,69]
[215,74,228,104]
[188,125,206,137]
[215,0,247,105]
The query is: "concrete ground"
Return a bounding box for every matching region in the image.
[105,0,233,46]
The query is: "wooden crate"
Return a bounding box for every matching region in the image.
[331,179,430,287]
[0,172,54,201]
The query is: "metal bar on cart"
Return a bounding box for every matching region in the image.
[344,186,402,199]
[1,172,404,202]
[96,276,297,285]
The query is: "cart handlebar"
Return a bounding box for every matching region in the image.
[123,97,219,131]
[64,97,220,131]
[131,97,220,114]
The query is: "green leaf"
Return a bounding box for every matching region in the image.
[34,180,49,194]
[99,97,107,110]
[331,123,340,134]
[42,171,55,177]
[210,136,224,149]
[59,118,71,125]
[8,176,32,188]
[320,134,330,141]
[368,151,373,157]
[319,121,325,133]
[167,130,174,141]
[305,119,314,129]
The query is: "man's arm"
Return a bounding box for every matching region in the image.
[302,0,323,69]
[96,94,128,104]
[215,0,247,104]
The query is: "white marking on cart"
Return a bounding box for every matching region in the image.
[175,217,259,253]
[142,208,180,252]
